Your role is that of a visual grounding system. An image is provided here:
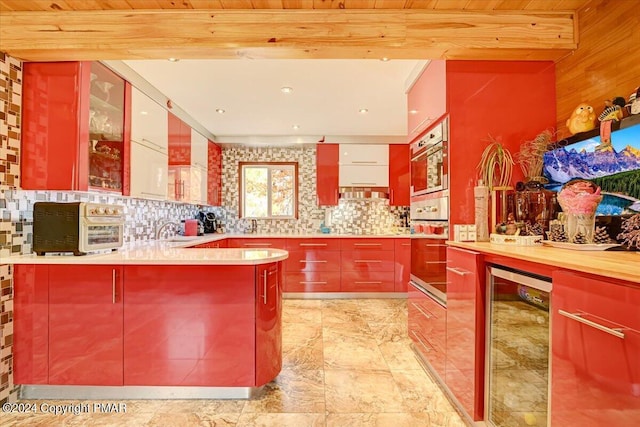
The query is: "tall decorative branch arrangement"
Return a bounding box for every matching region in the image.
[477,136,515,190]
[516,129,555,183]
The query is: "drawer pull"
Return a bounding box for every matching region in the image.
[401,243,411,246]
[410,330,431,352]
[558,310,625,339]
[446,267,469,276]
[425,244,446,247]
[244,243,272,247]
[299,243,328,247]
[425,261,447,264]
[354,243,382,246]
[299,260,328,263]
[354,260,383,263]
[410,302,432,319]
[355,281,383,284]
[262,270,268,305]
[112,269,117,304]
[300,281,327,285]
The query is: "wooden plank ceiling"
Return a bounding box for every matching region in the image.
[0,0,592,61]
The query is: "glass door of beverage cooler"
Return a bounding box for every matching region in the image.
[486,267,552,427]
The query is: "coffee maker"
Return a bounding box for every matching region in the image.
[198,211,217,234]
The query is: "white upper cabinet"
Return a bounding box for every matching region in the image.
[130,141,168,200]
[190,129,208,169]
[130,87,168,152]
[339,144,389,166]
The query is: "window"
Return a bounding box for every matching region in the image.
[239,162,298,219]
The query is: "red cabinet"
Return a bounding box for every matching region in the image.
[551,270,640,427]
[316,143,339,206]
[207,140,222,206]
[13,265,49,385]
[48,265,123,385]
[189,239,227,248]
[408,282,446,379]
[445,247,484,421]
[341,239,395,292]
[123,265,256,386]
[256,262,283,386]
[168,112,191,165]
[389,144,410,206]
[407,60,447,143]
[226,238,287,249]
[22,61,131,194]
[394,238,411,292]
[284,238,341,292]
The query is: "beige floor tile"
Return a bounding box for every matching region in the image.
[243,368,325,413]
[323,328,388,370]
[283,338,324,371]
[324,369,405,413]
[358,300,408,324]
[378,341,425,370]
[282,306,323,325]
[390,369,458,413]
[160,399,246,413]
[321,300,368,326]
[236,413,326,427]
[367,322,409,345]
[326,412,467,427]
[146,412,227,426]
[282,322,322,344]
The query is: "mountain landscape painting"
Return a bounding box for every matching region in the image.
[543,123,640,214]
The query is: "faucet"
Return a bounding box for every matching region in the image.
[250,219,258,234]
[156,221,179,240]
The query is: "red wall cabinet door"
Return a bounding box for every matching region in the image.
[551,270,640,427]
[22,62,130,194]
[394,238,411,292]
[48,265,123,385]
[445,247,484,421]
[389,144,410,206]
[124,265,256,386]
[316,144,339,206]
[407,60,447,143]
[168,113,191,165]
[256,262,283,386]
[207,140,222,206]
[13,265,49,385]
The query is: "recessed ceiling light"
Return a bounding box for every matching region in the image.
[140,111,148,115]
[381,57,390,62]
[281,86,293,94]
[215,108,226,114]
[359,108,369,114]
[167,58,180,62]
[409,109,419,115]
[292,124,300,130]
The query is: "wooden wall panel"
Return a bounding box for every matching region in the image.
[555,0,640,140]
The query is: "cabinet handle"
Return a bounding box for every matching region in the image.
[426,261,447,264]
[354,260,382,263]
[425,244,446,247]
[351,182,377,185]
[355,281,383,284]
[112,269,116,304]
[401,243,411,246]
[446,267,469,276]
[141,138,166,151]
[558,309,625,339]
[351,161,378,164]
[244,243,272,247]
[410,330,431,352]
[262,270,268,305]
[300,281,327,285]
[140,191,165,197]
[299,260,327,263]
[299,243,328,247]
[410,302,432,319]
[354,243,382,247]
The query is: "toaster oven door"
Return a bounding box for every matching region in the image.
[80,219,124,252]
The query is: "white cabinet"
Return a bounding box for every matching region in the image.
[190,166,207,204]
[190,129,208,169]
[130,87,168,152]
[168,165,206,204]
[339,144,389,165]
[130,140,168,200]
[338,144,389,187]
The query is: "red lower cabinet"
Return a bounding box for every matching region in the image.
[48,265,123,385]
[394,238,411,292]
[408,282,446,379]
[256,262,283,386]
[123,265,256,386]
[551,270,640,427]
[445,247,484,421]
[13,265,49,385]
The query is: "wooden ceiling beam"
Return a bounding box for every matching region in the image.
[0,9,577,61]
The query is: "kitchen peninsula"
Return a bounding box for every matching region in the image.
[9,242,288,399]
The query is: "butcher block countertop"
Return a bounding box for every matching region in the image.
[447,241,640,284]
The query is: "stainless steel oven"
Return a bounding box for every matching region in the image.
[410,118,448,197]
[34,202,125,256]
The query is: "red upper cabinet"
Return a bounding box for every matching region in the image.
[407,60,447,143]
[207,140,222,206]
[168,112,191,165]
[316,143,339,206]
[551,271,640,427]
[22,61,131,194]
[389,144,410,206]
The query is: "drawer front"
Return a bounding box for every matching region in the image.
[284,271,341,292]
[286,238,340,251]
[341,271,395,292]
[285,250,341,272]
[394,238,411,252]
[340,238,395,251]
[408,282,446,377]
[226,238,287,249]
[342,250,395,272]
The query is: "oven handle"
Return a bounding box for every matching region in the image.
[558,309,625,339]
[446,267,469,276]
[409,280,446,307]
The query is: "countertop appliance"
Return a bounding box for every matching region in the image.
[199,211,217,234]
[33,202,125,256]
[486,266,551,427]
[411,118,448,197]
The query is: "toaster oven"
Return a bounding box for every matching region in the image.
[33,202,125,256]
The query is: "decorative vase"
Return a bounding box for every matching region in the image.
[565,213,596,243]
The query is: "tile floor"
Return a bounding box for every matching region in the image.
[4,299,467,427]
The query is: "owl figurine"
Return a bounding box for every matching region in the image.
[566,103,596,135]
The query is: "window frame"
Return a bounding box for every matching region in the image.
[238,161,299,219]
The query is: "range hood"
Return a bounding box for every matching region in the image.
[339,187,389,200]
